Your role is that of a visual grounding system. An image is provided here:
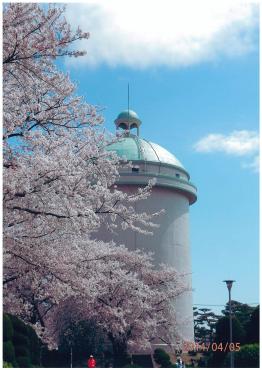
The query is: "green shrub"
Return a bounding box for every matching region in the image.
[224,343,259,368]
[3,362,13,368]
[27,325,41,364]
[15,345,30,358]
[3,313,43,367]
[9,315,28,335]
[3,341,16,363]
[16,356,32,368]
[3,314,14,342]
[13,332,29,347]
[246,306,259,344]
[154,348,172,367]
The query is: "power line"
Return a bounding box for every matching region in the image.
[194,303,259,307]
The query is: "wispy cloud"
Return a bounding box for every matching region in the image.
[194,131,259,155]
[65,0,258,69]
[242,154,259,173]
[194,130,259,172]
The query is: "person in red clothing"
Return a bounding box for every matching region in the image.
[87,355,96,368]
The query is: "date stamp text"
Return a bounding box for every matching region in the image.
[183,341,241,352]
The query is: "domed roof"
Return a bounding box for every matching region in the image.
[116,110,140,120]
[107,135,185,170]
[108,110,196,203]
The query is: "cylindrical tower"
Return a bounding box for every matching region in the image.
[106,110,197,343]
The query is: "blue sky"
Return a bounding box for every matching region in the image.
[61,1,259,313]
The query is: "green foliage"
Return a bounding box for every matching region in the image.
[16,356,32,368]
[9,315,28,335]
[193,307,221,344]
[224,343,259,368]
[222,301,255,330]
[3,341,16,363]
[3,314,14,342]
[3,362,13,368]
[153,348,172,367]
[246,305,259,344]
[27,325,41,365]
[209,316,245,367]
[215,316,245,344]
[192,303,259,368]
[3,313,41,367]
[15,345,30,358]
[13,332,30,347]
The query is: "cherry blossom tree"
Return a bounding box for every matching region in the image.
[3,3,158,241]
[3,3,186,354]
[34,244,187,366]
[3,3,94,139]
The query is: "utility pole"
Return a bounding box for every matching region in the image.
[223,280,235,368]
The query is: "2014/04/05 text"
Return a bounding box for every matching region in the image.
[183,342,241,352]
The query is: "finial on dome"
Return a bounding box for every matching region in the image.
[114,110,142,136]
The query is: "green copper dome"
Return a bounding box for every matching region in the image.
[107,135,185,170]
[116,110,140,120]
[107,110,197,204]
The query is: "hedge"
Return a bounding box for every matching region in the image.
[3,314,13,342]
[16,356,32,368]
[153,348,172,367]
[3,341,16,364]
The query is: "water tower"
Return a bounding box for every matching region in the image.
[106,109,197,343]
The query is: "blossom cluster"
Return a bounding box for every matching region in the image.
[3,3,186,351]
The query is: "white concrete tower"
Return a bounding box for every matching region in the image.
[106,110,197,343]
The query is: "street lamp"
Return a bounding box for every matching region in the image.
[70,346,73,368]
[64,328,73,368]
[223,280,235,368]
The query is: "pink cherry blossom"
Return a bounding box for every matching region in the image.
[3,3,187,352]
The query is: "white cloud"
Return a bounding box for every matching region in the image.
[194,130,259,172]
[194,130,259,155]
[65,0,258,68]
[242,154,259,172]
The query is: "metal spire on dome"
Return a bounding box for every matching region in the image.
[127,83,130,127]
[114,85,141,136]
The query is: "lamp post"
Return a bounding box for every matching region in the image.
[223,280,235,368]
[70,346,73,368]
[64,327,73,368]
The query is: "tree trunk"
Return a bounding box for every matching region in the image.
[109,334,128,368]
